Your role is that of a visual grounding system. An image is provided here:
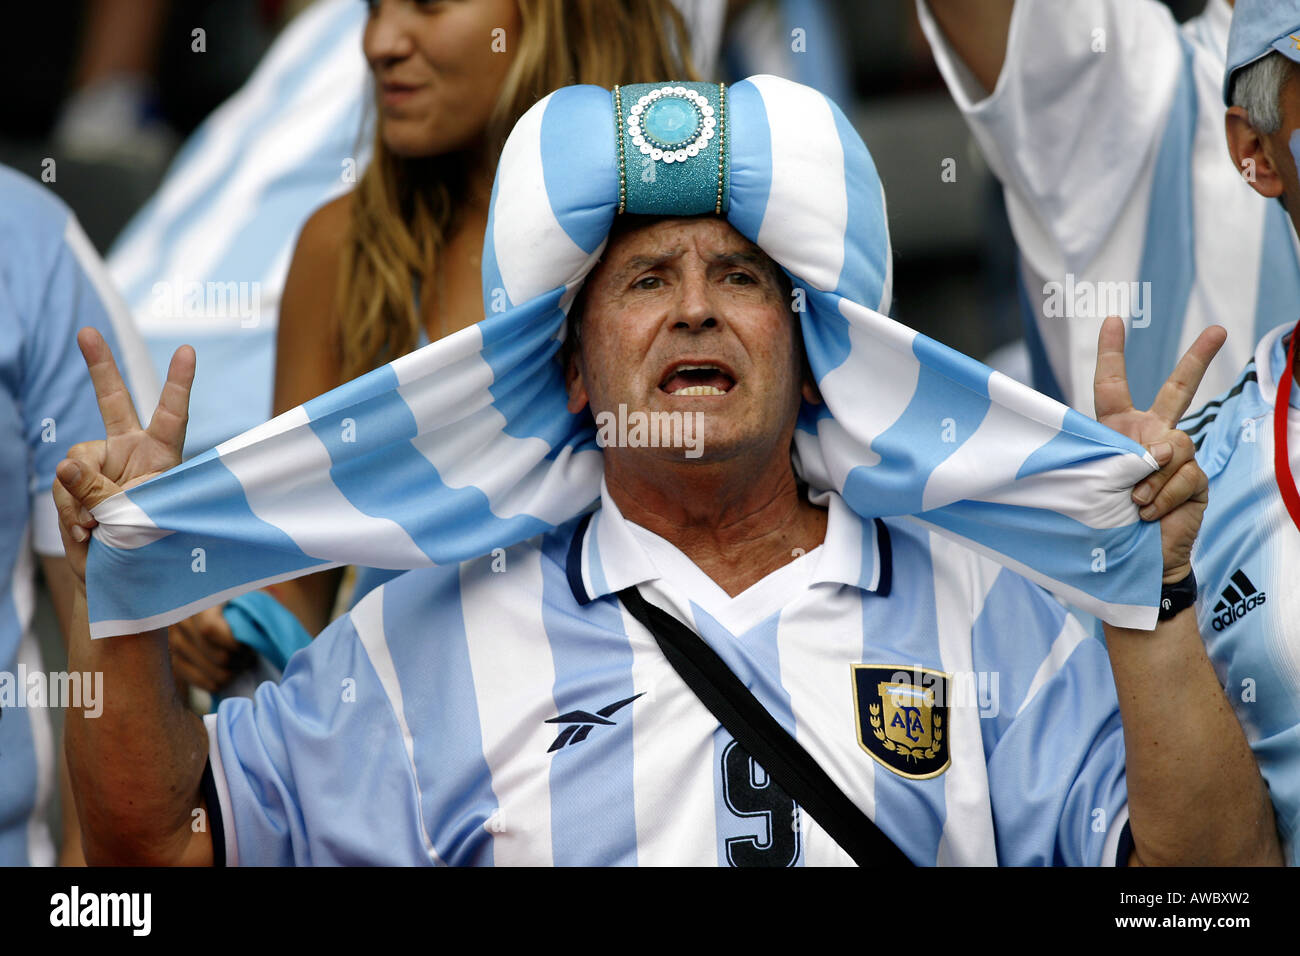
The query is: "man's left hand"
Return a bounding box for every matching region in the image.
[1092,316,1226,584]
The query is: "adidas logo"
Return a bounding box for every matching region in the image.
[1211,570,1266,632]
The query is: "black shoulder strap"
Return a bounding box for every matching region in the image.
[617,586,913,868]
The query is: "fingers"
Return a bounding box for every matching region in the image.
[193,606,241,653]
[1149,325,1228,425]
[1133,431,1204,521]
[52,478,89,583]
[1092,316,1135,420]
[77,327,142,438]
[53,444,107,546]
[145,345,195,459]
[53,481,97,545]
[169,622,234,693]
[174,615,234,669]
[55,441,121,514]
[52,478,81,542]
[168,606,248,694]
[169,634,223,694]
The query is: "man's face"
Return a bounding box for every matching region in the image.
[1228,57,1300,229]
[567,216,816,463]
[1267,65,1300,219]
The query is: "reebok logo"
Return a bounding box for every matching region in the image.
[545,693,643,752]
[1211,570,1266,632]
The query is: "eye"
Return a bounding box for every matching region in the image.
[633,276,664,290]
[725,271,756,285]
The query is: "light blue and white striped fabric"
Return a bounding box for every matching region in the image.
[86,75,1164,639]
[204,489,1129,865]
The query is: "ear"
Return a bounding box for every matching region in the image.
[1226,106,1286,199]
[794,321,822,406]
[564,350,590,414]
[800,376,822,406]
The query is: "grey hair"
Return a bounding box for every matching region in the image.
[1232,51,1288,135]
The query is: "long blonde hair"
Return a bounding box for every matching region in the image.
[336,0,698,382]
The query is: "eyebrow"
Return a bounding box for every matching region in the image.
[614,250,683,276]
[611,247,777,281]
[712,250,768,269]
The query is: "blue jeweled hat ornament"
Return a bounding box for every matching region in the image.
[613,82,730,217]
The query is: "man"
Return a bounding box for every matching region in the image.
[56,230,1277,864]
[1177,0,1300,863]
[917,0,1295,416]
[0,163,156,864]
[54,77,1278,866]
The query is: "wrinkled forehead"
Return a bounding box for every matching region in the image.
[591,214,784,283]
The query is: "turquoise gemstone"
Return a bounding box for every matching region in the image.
[617,81,730,216]
[643,97,699,147]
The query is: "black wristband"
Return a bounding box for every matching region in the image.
[1158,568,1197,621]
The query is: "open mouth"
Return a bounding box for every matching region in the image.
[658,363,736,396]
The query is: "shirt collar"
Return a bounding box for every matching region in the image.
[566,479,892,605]
[1256,320,1300,412]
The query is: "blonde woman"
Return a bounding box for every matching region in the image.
[168,0,697,695]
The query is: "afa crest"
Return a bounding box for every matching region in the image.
[851,665,951,780]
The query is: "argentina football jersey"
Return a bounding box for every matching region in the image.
[202,486,1129,866]
[0,165,156,865]
[1184,321,1300,863]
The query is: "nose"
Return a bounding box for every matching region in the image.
[363,0,417,66]
[672,269,719,332]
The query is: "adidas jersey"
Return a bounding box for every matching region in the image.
[204,487,1130,866]
[918,0,1300,417]
[1182,321,1300,863]
[0,165,156,864]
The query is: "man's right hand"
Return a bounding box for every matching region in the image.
[52,327,194,584]
[53,328,215,867]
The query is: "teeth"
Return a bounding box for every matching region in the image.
[675,364,719,372]
[672,385,726,396]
